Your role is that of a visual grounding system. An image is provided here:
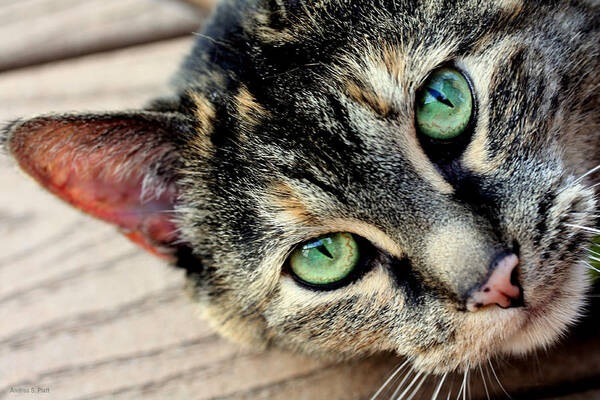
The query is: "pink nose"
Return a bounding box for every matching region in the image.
[466,253,522,311]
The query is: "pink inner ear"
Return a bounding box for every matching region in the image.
[9,116,180,260]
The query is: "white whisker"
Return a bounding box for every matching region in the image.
[587,249,600,258]
[395,370,423,400]
[479,364,491,400]
[584,262,600,273]
[588,182,600,190]
[570,211,600,217]
[488,360,512,399]
[464,366,470,400]
[456,368,468,400]
[430,372,448,400]
[445,379,456,400]
[369,359,412,400]
[406,372,428,400]
[574,164,600,184]
[565,223,600,234]
[390,367,416,400]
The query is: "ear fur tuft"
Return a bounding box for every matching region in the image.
[0,118,22,156]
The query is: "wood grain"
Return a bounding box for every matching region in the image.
[1,3,600,400]
[0,0,212,72]
[0,37,194,122]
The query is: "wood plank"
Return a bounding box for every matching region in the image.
[0,0,213,72]
[0,37,194,122]
[2,20,600,400]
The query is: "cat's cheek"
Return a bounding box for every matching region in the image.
[262,267,401,357]
[193,294,271,350]
[494,181,597,355]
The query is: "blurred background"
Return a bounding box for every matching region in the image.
[1,1,600,399]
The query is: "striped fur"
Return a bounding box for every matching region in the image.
[3,0,599,375]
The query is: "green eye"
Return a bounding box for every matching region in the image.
[415,67,473,140]
[289,232,360,286]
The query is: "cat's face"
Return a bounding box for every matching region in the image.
[3,0,599,375]
[173,0,600,373]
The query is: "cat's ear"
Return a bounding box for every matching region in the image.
[1,111,192,261]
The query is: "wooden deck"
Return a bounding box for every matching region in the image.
[1,2,600,399]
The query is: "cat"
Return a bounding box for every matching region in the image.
[2,0,599,396]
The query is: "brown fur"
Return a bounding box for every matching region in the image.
[2,1,599,390]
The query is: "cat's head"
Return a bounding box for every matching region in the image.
[2,0,599,374]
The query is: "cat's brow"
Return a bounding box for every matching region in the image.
[266,182,404,258]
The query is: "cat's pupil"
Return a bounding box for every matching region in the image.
[415,67,473,140]
[315,243,334,259]
[426,88,454,108]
